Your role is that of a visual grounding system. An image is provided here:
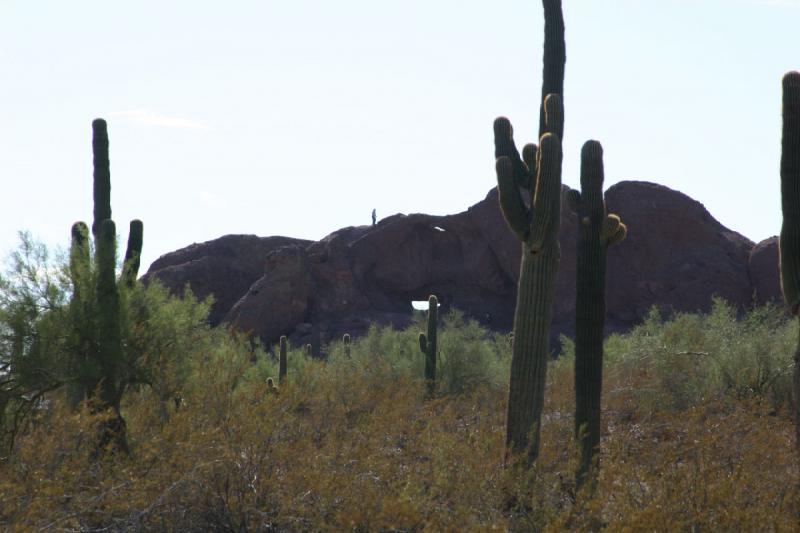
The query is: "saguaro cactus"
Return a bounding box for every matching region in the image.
[343,333,351,358]
[279,335,288,384]
[779,71,800,449]
[567,141,626,486]
[418,295,438,396]
[67,118,144,454]
[494,94,564,464]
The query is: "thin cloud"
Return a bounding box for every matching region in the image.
[107,109,210,131]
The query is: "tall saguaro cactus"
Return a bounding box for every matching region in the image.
[493,0,566,465]
[418,295,438,396]
[67,118,144,454]
[779,71,800,449]
[567,141,626,486]
[494,95,564,464]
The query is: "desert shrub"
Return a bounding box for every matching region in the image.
[605,299,796,413]
[1,290,799,531]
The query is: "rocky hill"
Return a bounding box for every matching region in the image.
[143,181,782,349]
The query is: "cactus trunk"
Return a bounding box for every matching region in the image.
[539,0,566,140]
[506,228,560,462]
[779,71,800,450]
[419,295,438,396]
[91,119,111,237]
[498,123,563,464]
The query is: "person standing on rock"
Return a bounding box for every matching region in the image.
[371,208,377,226]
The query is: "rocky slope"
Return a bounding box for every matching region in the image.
[143,181,782,349]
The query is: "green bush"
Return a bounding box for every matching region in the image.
[605,298,795,413]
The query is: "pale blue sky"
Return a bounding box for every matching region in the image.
[1,0,798,272]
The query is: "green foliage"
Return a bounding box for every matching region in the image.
[606,299,796,413]
[2,300,799,531]
[0,233,71,451]
[0,232,215,453]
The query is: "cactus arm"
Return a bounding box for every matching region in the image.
[91,119,112,237]
[780,72,800,312]
[418,333,427,353]
[601,213,621,239]
[528,133,563,254]
[521,143,538,191]
[69,222,91,289]
[494,117,530,190]
[603,215,627,247]
[542,93,564,142]
[496,157,532,241]
[122,219,143,288]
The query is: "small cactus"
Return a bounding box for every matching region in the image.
[279,336,288,384]
[343,333,351,358]
[418,295,438,396]
[568,140,626,487]
[304,343,312,357]
[266,377,279,394]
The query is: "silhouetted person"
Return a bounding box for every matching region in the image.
[371,208,376,226]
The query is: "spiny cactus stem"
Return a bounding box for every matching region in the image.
[122,220,143,288]
[279,336,288,384]
[780,72,800,312]
[421,295,438,396]
[539,0,565,140]
[91,119,111,236]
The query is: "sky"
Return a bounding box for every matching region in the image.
[1,0,798,273]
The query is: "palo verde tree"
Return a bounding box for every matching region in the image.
[492,0,565,465]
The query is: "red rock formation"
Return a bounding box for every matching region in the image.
[144,181,764,349]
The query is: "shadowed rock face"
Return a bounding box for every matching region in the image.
[748,236,781,306]
[142,235,312,325]
[144,181,772,349]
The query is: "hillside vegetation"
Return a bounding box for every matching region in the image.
[1,276,798,530]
